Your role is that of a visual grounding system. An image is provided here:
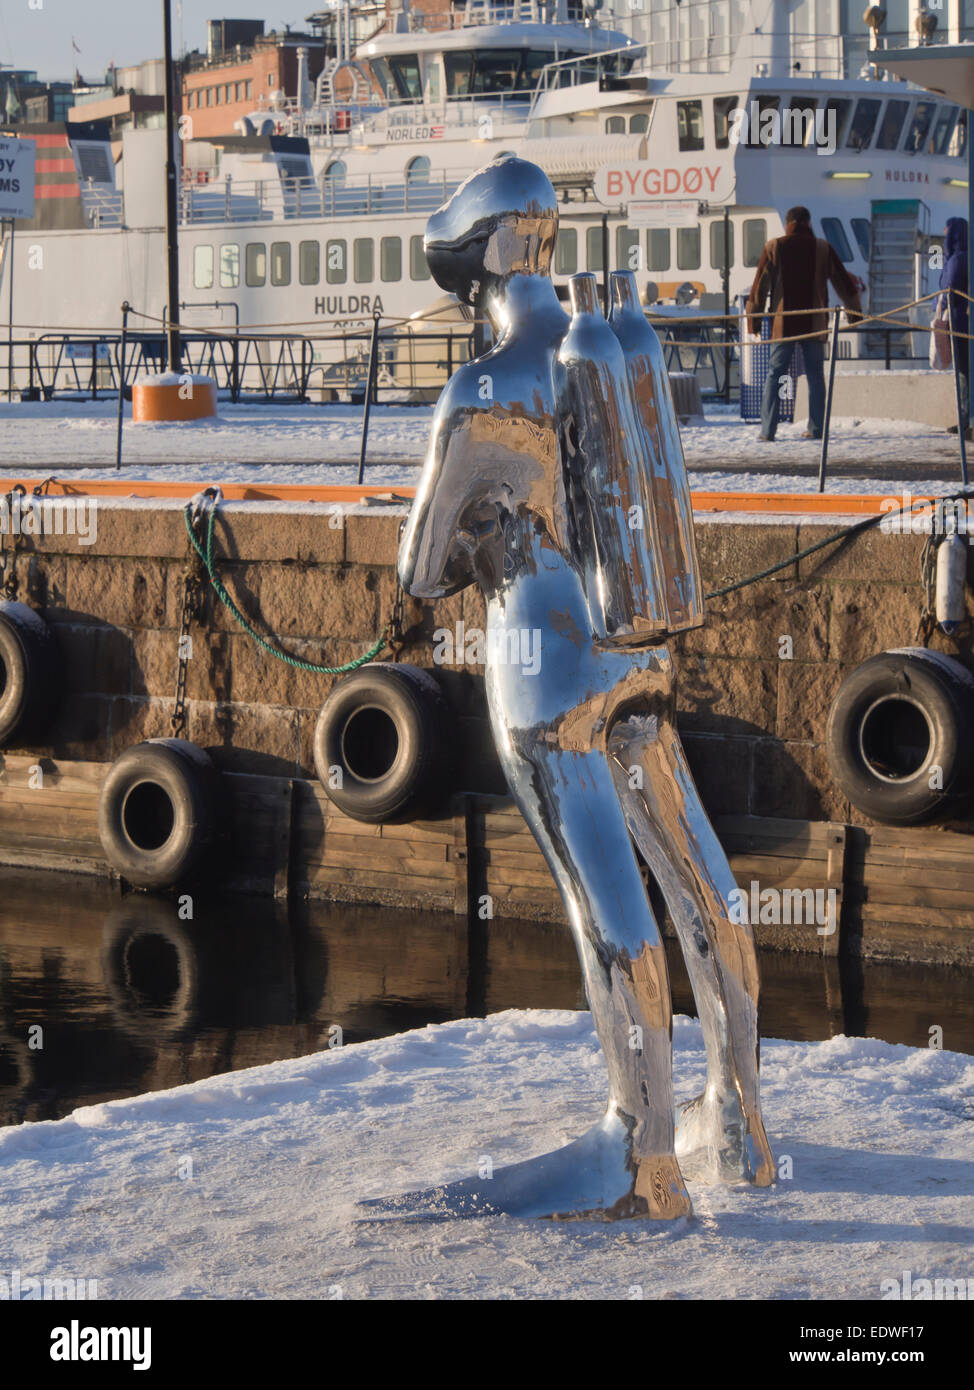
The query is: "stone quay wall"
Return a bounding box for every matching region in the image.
[7,498,974,832]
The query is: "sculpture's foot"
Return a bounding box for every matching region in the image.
[357,1109,693,1223]
[674,1090,775,1187]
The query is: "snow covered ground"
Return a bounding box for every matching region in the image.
[1,1009,971,1300]
[0,399,965,491]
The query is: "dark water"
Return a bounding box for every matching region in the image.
[1,869,972,1126]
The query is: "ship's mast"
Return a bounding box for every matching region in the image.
[162,0,180,374]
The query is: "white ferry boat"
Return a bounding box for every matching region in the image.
[2,0,969,390]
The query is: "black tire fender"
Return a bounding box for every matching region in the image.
[825,647,974,824]
[313,663,455,823]
[0,601,61,745]
[98,738,221,890]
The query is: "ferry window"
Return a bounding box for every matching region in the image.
[220,243,240,288]
[821,217,853,263]
[743,219,767,268]
[931,105,956,155]
[245,243,266,287]
[388,54,422,102]
[299,240,320,286]
[77,146,112,182]
[324,160,347,187]
[851,218,871,261]
[521,51,553,91]
[876,99,909,150]
[470,51,520,95]
[846,98,880,151]
[785,96,818,148]
[427,64,441,104]
[444,53,473,97]
[630,113,649,134]
[354,238,374,283]
[381,236,402,282]
[606,116,625,134]
[193,245,214,290]
[824,98,851,146]
[617,226,641,273]
[954,111,967,158]
[586,226,604,273]
[647,228,670,272]
[326,240,347,285]
[714,96,738,149]
[677,226,701,271]
[745,96,780,148]
[271,242,291,286]
[709,220,735,272]
[905,101,936,153]
[556,228,577,275]
[677,100,705,152]
[410,235,431,281]
[406,155,430,185]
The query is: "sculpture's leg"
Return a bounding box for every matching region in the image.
[358,741,692,1222]
[608,711,775,1188]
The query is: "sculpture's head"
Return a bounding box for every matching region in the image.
[424,155,558,306]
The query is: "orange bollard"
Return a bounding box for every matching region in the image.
[132,374,218,423]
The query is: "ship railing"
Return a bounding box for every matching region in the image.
[80,182,124,229]
[180,170,468,224]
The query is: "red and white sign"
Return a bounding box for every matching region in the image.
[595,159,733,207]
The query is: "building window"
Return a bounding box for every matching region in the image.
[586,225,604,273]
[354,238,374,284]
[326,239,347,284]
[851,217,871,262]
[410,235,431,280]
[206,88,214,106]
[647,228,670,272]
[821,217,853,263]
[268,73,277,87]
[676,226,701,270]
[677,100,704,152]
[246,242,266,287]
[742,219,767,268]
[616,225,641,273]
[380,237,402,282]
[215,86,222,104]
[406,155,430,184]
[709,219,735,271]
[605,115,625,134]
[299,240,320,285]
[714,95,738,149]
[555,227,577,275]
[271,242,291,286]
[220,243,240,287]
[193,244,214,289]
[246,80,253,99]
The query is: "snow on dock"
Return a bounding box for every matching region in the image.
[1,1010,971,1300]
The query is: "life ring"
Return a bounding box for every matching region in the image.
[98,739,221,889]
[313,663,454,823]
[0,601,61,746]
[826,647,974,824]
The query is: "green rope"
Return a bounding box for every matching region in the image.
[183,503,387,674]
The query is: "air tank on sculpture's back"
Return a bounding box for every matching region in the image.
[608,269,703,634]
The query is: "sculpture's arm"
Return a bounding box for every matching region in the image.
[398,371,483,599]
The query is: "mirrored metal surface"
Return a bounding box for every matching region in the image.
[387,156,773,1221]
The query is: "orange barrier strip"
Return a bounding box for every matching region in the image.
[0,478,952,516]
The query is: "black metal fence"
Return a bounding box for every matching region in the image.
[0,323,926,406]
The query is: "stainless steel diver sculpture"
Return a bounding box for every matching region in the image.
[390,155,774,1220]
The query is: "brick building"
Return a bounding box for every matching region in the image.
[182,27,328,140]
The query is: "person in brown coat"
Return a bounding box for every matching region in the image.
[746,206,863,440]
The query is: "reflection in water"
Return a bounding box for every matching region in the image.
[1,869,972,1126]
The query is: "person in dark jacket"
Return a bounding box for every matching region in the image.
[747,206,863,441]
[940,217,969,432]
